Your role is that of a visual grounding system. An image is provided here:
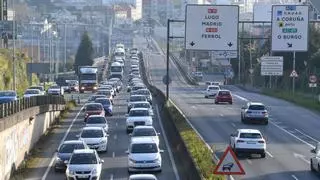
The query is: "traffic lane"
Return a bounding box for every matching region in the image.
[225,86,320,148]
[142,40,318,179]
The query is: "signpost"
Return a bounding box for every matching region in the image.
[260,56,284,76]
[185,5,239,52]
[213,146,245,176]
[271,5,309,94]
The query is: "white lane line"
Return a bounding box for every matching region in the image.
[266,151,274,158]
[246,159,252,165]
[114,134,117,140]
[231,123,236,128]
[294,128,319,143]
[115,122,118,127]
[42,105,85,180]
[112,152,115,158]
[110,174,114,180]
[291,175,299,180]
[293,152,310,164]
[191,105,197,109]
[155,105,180,180]
[220,114,224,117]
[269,120,315,149]
[233,94,249,102]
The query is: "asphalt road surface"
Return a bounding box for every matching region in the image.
[25,55,179,180]
[135,35,320,180]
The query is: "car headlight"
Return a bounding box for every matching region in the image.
[93,86,97,90]
[100,139,107,144]
[81,87,85,90]
[129,158,136,163]
[153,158,161,163]
[68,169,75,175]
[92,169,98,175]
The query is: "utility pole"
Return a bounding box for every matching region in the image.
[64,23,67,72]
[12,0,16,90]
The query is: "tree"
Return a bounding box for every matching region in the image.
[74,32,94,74]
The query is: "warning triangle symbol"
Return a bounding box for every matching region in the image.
[213,146,245,175]
[290,70,298,77]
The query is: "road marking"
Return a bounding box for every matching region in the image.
[110,174,114,180]
[246,159,252,165]
[112,152,115,158]
[295,128,319,143]
[114,134,117,140]
[269,120,315,149]
[233,94,249,102]
[231,123,236,127]
[192,105,196,109]
[293,152,310,164]
[115,122,118,127]
[266,151,274,158]
[220,114,224,117]
[155,105,180,180]
[42,105,85,180]
[291,175,299,180]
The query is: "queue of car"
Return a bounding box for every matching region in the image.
[53,46,159,180]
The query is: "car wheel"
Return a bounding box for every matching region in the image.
[261,152,266,158]
[126,129,130,134]
[205,95,208,98]
[215,101,218,104]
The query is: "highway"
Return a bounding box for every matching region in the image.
[136,35,320,180]
[22,55,178,180]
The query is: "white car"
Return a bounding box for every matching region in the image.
[28,86,45,95]
[131,101,154,116]
[130,126,160,146]
[204,85,220,98]
[85,115,109,133]
[126,137,163,173]
[129,174,158,180]
[48,85,64,95]
[126,108,153,133]
[98,85,115,97]
[127,95,148,113]
[229,129,266,158]
[23,89,41,98]
[65,149,104,180]
[78,127,108,152]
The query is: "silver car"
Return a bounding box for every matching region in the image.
[241,102,269,125]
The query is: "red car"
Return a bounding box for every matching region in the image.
[215,90,233,104]
[84,103,105,122]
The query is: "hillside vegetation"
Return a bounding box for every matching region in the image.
[0,49,39,95]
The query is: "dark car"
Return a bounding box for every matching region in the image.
[54,140,89,172]
[0,90,18,104]
[87,95,107,103]
[95,98,113,116]
[215,90,233,104]
[84,103,105,122]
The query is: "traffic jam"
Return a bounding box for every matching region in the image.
[54,44,160,180]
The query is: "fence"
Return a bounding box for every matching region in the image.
[0,95,65,118]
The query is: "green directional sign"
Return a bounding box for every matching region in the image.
[282,28,297,33]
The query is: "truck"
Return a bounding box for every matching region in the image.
[109,62,123,80]
[78,66,98,93]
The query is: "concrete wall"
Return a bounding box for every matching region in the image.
[0,104,64,180]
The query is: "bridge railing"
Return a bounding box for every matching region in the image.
[0,95,66,118]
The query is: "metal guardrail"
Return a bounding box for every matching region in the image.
[0,95,66,119]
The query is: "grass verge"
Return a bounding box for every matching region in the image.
[165,100,224,180]
[262,89,320,112]
[11,100,76,180]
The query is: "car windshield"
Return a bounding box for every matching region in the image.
[81,130,104,138]
[97,91,111,95]
[219,91,230,96]
[95,99,111,105]
[86,104,102,111]
[59,143,85,153]
[87,117,106,124]
[249,105,265,110]
[239,133,262,139]
[0,91,16,96]
[25,90,39,94]
[69,153,97,164]
[132,128,156,137]
[133,103,150,109]
[131,143,158,153]
[132,86,145,91]
[29,87,43,91]
[130,96,146,102]
[129,110,149,116]
[50,86,60,89]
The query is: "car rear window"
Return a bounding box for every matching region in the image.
[59,143,85,153]
[129,109,149,116]
[208,86,219,90]
[86,104,102,111]
[132,128,156,137]
[87,117,106,124]
[249,105,265,110]
[239,133,262,139]
[219,91,230,96]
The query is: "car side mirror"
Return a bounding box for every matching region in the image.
[159,150,164,153]
[125,150,129,154]
[99,159,104,164]
[311,148,316,153]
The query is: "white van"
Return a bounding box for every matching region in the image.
[110,62,123,78]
